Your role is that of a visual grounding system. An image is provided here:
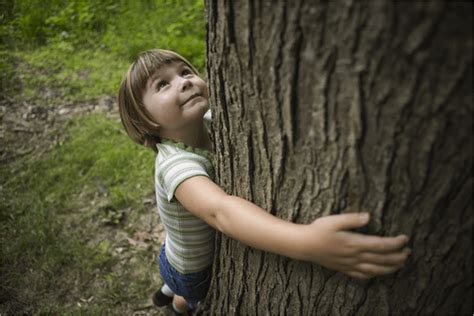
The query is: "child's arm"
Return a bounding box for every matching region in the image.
[175,176,411,280]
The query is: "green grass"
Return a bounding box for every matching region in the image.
[37,114,155,208]
[2,0,206,103]
[0,114,158,313]
[13,43,129,100]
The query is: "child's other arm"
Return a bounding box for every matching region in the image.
[175,176,410,280]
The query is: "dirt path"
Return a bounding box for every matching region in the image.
[0,95,117,164]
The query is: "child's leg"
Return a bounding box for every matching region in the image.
[172,295,189,314]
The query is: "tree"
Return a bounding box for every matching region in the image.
[202,0,472,314]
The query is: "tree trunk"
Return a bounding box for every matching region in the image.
[202,0,472,314]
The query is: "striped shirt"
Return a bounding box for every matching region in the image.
[155,116,215,274]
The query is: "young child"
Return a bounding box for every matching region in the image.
[118,49,411,314]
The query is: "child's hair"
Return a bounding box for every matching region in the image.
[118,49,200,152]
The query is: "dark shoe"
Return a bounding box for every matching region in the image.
[152,289,173,307]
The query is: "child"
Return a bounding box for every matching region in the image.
[118,49,411,314]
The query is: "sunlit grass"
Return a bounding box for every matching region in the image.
[14,43,129,101]
[2,0,206,103]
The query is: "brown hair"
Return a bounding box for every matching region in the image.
[118,49,199,152]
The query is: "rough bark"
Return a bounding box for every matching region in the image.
[202,0,472,315]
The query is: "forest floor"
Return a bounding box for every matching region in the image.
[0,92,172,314]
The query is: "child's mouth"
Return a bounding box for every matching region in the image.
[182,93,201,105]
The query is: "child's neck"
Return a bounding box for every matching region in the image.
[163,123,212,152]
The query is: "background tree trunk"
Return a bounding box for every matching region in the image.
[202,0,472,314]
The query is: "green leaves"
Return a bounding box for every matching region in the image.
[3,0,206,101]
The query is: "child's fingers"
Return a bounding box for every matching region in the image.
[359,247,411,265]
[344,270,372,280]
[329,212,370,230]
[353,234,409,253]
[354,262,403,276]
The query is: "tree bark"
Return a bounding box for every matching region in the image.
[203,0,472,314]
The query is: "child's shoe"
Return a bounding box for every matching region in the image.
[152,288,173,307]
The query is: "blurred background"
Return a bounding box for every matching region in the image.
[0,0,206,314]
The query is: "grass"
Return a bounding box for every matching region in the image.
[1,0,206,104]
[14,43,130,101]
[0,114,162,313]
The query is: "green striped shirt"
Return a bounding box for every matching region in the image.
[154,120,215,274]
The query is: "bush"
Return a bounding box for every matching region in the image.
[2,0,206,101]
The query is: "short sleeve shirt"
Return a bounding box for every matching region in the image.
[155,114,215,274]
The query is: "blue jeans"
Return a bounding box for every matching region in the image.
[158,244,212,309]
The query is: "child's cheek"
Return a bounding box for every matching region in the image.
[203,84,210,98]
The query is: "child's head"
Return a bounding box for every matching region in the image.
[118,49,201,152]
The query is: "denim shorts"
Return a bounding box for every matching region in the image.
[158,244,212,309]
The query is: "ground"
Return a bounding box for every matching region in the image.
[0,93,174,314]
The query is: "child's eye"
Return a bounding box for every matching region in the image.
[181,69,192,77]
[156,80,168,90]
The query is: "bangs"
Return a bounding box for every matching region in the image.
[130,49,199,92]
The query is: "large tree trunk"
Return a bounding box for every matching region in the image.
[202,0,472,314]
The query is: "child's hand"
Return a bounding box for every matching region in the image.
[298,213,411,280]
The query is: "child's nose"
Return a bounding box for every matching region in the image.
[180,78,192,91]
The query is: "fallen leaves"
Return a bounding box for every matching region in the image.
[97,205,126,226]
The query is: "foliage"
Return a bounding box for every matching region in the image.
[2,0,206,100]
[1,0,118,48]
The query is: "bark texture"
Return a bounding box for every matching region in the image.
[203,0,472,314]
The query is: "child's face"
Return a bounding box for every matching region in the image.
[142,60,209,136]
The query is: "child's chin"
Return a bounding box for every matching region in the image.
[196,101,209,112]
